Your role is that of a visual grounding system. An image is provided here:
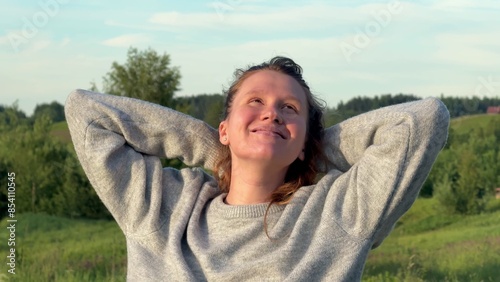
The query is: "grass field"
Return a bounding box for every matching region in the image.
[450,114,500,135]
[363,198,500,281]
[0,213,127,281]
[50,121,72,143]
[1,197,499,281]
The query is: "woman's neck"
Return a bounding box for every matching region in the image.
[225,160,287,205]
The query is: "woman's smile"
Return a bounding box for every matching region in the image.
[250,125,286,139]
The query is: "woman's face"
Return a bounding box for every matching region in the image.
[219,70,308,169]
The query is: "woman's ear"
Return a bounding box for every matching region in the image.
[219,121,229,145]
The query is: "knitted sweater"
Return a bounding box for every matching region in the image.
[65,89,449,281]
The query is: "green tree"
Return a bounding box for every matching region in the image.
[174,94,224,128]
[434,148,488,214]
[0,102,28,129]
[432,121,499,215]
[439,95,500,118]
[204,100,224,128]
[102,47,181,107]
[32,101,65,123]
[330,94,420,124]
[0,107,109,219]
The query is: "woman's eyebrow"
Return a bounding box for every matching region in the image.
[243,89,303,104]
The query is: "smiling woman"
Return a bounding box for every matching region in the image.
[65,56,450,281]
[216,58,325,208]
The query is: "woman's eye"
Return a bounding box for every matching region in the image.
[283,104,298,113]
[250,98,263,104]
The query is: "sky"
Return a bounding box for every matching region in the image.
[1,0,499,116]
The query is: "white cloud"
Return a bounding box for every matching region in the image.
[148,12,219,29]
[433,32,500,68]
[104,1,497,42]
[0,35,10,45]
[0,45,118,115]
[102,34,151,47]
[31,39,51,52]
[431,0,500,10]
[162,37,356,105]
[0,30,28,52]
[59,37,70,47]
[145,4,373,32]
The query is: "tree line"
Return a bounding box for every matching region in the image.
[1,47,498,219]
[325,94,500,126]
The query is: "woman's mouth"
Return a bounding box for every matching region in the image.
[251,127,286,139]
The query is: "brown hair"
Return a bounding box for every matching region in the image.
[215,57,326,234]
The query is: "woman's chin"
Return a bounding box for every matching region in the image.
[236,149,296,167]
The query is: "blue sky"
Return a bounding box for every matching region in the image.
[1,0,499,115]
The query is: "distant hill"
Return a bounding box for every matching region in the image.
[51,121,71,143]
[450,114,500,135]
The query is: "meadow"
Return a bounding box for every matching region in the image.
[363,198,500,281]
[449,114,500,135]
[0,198,498,281]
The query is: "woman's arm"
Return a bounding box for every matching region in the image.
[65,89,222,234]
[66,89,222,169]
[322,98,449,173]
[320,98,449,247]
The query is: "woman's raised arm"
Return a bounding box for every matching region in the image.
[319,98,449,247]
[65,89,222,234]
[66,89,221,168]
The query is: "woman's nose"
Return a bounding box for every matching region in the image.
[262,106,283,124]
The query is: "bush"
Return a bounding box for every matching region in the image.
[429,116,499,215]
[0,109,110,219]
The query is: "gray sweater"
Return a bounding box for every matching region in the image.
[65,89,449,281]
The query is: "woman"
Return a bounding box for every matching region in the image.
[65,57,449,281]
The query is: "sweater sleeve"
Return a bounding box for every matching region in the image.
[64,89,222,234]
[320,98,449,247]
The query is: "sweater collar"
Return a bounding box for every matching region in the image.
[212,194,285,218]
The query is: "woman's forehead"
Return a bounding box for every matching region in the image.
[236,70,308,103]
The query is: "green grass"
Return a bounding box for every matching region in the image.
[450,114,500,135]
[2,200,499,281]
[50,121,71,143]
[363,198,500,281]
[0,213,126,281]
